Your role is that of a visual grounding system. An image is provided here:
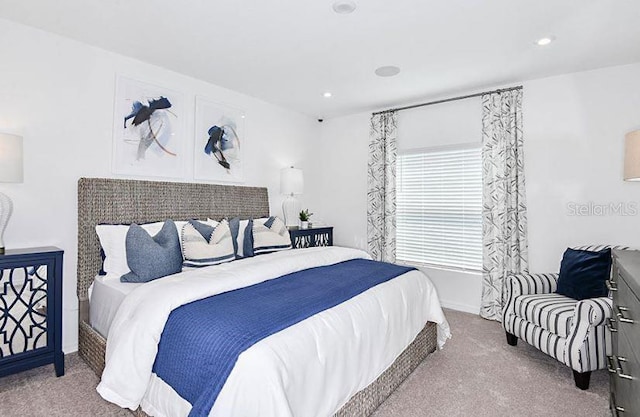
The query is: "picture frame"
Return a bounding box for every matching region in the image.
[193,96,245,183]
[112,76,186,179]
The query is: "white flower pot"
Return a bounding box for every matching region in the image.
[300,221,309,229]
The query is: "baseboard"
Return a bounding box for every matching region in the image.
[63,345,79,355]
[440,300,479,315]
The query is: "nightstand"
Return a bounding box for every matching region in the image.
[0,247,64,378]
[289,227,333,249]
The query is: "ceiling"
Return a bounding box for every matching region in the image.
[1,0,639,118]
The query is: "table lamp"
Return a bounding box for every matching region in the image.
[280,167,303,228]
[624,130,640,181]
[0,133,24,254]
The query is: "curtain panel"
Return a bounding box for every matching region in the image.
[367,111,398,262]
[480,89,529,321]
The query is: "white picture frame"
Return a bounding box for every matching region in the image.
[193,96,245,183]
[112,76,186,179]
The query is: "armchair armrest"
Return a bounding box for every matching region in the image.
[505,272,559,297]
[573,297,613,327]
[502,273,559,324]
[564,296,613,372]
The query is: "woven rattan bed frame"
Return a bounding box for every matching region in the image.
[77,177,437,417]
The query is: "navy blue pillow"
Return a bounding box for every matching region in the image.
[121,220,182,283]
[556,248,612,300]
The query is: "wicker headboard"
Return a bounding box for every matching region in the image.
[76,177,269,313]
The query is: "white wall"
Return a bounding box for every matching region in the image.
[303,113,370,251]
[524,64,640,272]
[306,62,640,315]
[0,18,317,353]
[397,97,482,149]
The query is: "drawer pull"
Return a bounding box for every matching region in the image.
[616,306,635,324]
[607,317,618,333]
[616,356,633,380]
[606,279,618,291]
[607,355,618,373]
[611,392,625,416]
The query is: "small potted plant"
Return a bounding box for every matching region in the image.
[299,209,313,229]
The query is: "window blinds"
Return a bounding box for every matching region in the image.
[396,146,482,271]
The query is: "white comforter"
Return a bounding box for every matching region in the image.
[97,247,450,417]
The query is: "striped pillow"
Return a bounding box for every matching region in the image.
[253,216,292,255]
[181,220,235,268]
[228,217,254,259]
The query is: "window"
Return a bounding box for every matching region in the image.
[396,145,482,271]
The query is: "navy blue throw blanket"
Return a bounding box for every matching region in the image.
[152,258,414,417]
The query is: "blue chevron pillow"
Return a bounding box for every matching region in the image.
[556,248,612,300]
[181,220,236,268]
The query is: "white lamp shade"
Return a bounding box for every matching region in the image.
[624,130,640,181]
[0,133,23,183]
[280,167,304,195]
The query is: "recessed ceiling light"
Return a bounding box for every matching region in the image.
[332,1,356,14]
[323,92,332,98]
[375,66,401,77]
[536,36,555,46]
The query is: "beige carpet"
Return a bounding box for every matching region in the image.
[372,309,610,417]
[0,309,609,417]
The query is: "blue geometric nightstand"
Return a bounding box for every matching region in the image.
[0,246,64,378]
[289,227,333,249]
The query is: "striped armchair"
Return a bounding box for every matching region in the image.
[502,245,627,390]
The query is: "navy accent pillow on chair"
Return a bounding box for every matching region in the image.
[556,248,612,300]
[121,220,183,283]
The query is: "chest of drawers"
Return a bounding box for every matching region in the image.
[609,250,640,416]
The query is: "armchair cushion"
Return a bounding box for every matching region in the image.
[557,248,611,300]
[514,293,577,338]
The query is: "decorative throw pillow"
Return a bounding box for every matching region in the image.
[556,247,612,300]
[228,217,254,258]
[253,216,292,255]
[181,220,235,268]
[96,221,166,277]
[96,220,211,276]
[120,220,183,283]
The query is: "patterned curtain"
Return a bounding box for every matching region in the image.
[367,111,397,262]
[480,89,529,321]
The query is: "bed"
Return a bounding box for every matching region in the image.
[76,177,449,417]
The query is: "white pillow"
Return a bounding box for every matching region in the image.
[181,220,235,268]
[253,216,292,255]
[96,222,165,277]
[96,219,216,277]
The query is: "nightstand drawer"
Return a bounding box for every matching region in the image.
[0,247,64,378]
[0,263,52,360]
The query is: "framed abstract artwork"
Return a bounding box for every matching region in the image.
[193,96,245,183]
[112,76,186,178]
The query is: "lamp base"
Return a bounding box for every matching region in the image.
[282,195,300,228]
[0,191,13,254]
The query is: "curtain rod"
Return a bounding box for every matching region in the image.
[372,85,523,115]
